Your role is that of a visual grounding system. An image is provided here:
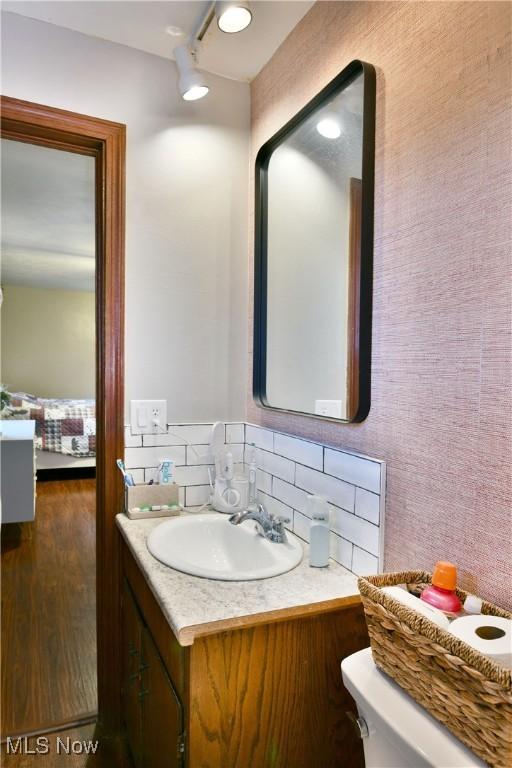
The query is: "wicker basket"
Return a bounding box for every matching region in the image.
[358,571,512,768]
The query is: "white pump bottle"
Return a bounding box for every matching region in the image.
[308,495,330,568]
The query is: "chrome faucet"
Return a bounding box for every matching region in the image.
[229,503,290,544]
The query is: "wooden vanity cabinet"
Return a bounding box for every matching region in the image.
[121,580,185,767]
[120,538,369,768]
[121,581,144,764]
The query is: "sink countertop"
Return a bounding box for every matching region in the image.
[116,511,360,646]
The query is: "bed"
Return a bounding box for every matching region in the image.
[1,391,96,471]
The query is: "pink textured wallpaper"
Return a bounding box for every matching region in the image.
[248,1,512,608]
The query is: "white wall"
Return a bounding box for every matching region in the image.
[1,284,95,398]
[1,11,250,422]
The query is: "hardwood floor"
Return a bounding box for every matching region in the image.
[1,478,97,738]
[0,722,132,767]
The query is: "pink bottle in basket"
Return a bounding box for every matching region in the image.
[420,561,462,615]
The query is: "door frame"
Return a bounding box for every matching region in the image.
[1,95,126,732]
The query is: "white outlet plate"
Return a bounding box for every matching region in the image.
[314,399,342,418]
[130,399,167,435]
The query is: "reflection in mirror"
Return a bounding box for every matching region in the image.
[254,61,375,423]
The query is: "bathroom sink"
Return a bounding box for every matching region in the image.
[146,513,303,581]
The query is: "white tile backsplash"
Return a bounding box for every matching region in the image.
[259,491,293,522]
[352,546,379,576]
[355,487,380,525]
[125,445,186,469]
[144,467,159,483]
[324,448,381,493]
[142,433,183,447]
[295,464,355,513]
[226,423,245,444]
[185,485,211,507]
[129,468,145,484]
[293,509,311,542]
[330,533,353,571]
[245,424,274,452]
[124,421,385,576]
[249,425,384,574]
[274,433,323,471]
[124,427,142,448]
[174,465,212,487]
[227,444,245,463]
[257,470,273,494]
[143,424,213,447]
[330,506,380,557]
[252,447,295,484]
[185,445,214,465]
[272,478,309,516]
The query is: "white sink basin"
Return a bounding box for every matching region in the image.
[146,513,303,581]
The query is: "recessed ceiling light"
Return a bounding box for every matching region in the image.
[215,1,252,34]
[316,117,341,139]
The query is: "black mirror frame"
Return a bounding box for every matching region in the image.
[253,59,376,423]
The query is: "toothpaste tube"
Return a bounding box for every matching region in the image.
[158,459,175,485]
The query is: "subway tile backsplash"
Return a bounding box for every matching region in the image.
[273,432,323,471]
[124,421,386,576]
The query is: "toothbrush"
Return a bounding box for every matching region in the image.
[223,452,234,499]
[116,458,135,486]
[207,467,214,506]
[247,443,257,510]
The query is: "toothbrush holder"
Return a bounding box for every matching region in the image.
[125,483,180,519]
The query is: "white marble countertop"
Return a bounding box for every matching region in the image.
[116,511,360,646]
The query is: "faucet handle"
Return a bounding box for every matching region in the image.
[268,515,290,543]
[271,515,290,532]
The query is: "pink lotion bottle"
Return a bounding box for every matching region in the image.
[420,561,462,616]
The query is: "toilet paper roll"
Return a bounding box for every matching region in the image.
[447,615,512,668]
[382,586,450,629]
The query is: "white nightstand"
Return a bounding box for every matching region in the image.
[0,419,36,523]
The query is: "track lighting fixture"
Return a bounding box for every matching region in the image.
[173,1,252,102]
[174,45,209,101]
[215,1,252,34]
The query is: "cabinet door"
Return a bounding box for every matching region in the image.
[140,627,184,768]
[121,581,143,766]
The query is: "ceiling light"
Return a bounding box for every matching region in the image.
[174,45,209,101]
[316,117,341,139]
[215,1,252,34]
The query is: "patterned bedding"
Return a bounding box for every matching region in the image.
[1,392,96,457]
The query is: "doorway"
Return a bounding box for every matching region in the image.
[0,97,125,740]
[1,137,97,735]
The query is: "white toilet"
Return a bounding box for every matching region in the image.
[341,648,486,768]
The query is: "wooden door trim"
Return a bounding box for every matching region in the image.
[1,95,126,733]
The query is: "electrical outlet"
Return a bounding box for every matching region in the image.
[130,400,167,435]
[314,399,342,418]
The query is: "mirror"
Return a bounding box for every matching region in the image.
[254,60,375,422]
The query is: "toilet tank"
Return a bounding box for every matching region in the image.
[341,648,486,768]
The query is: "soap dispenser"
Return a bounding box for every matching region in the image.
[308,495,330,568]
